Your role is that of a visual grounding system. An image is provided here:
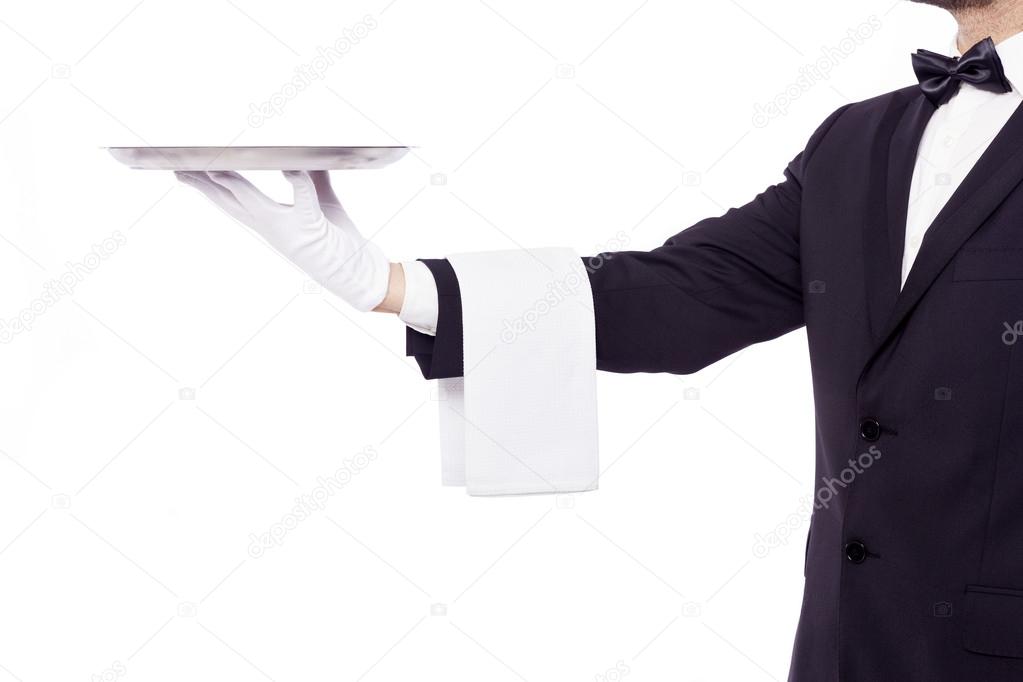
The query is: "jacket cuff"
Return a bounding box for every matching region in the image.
[405,258,464,379]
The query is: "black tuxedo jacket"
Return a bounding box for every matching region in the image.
[407,84,1023,681]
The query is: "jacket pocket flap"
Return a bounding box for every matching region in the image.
[963,585,1023,658]
[954,249,1023,282]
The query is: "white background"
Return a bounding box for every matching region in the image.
[0,1,957,680]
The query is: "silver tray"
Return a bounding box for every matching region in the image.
[106,145,410,171]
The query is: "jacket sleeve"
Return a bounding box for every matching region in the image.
[405,105,849,378]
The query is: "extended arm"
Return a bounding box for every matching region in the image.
[405,104,850,378]
[173,106,847,381]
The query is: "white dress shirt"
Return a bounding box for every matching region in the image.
[399,31,1023,335]
[903,31,1023,286]
[397,259,439,335]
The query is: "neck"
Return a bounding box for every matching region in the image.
[956,3,1023,51]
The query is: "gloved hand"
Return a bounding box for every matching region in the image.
[175,169,391,312]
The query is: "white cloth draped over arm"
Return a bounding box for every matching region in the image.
[438,248,599,496]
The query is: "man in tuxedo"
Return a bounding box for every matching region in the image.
[177,0,1023,678]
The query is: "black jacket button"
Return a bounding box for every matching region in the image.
[859,418,881,442]
[845,540,868,564]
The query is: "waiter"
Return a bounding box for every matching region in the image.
[176,0,1023,678]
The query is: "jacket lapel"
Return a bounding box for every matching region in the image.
[862,89,935,342]
[872,96,1023,352]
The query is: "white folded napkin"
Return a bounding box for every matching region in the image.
[437,248,599,496]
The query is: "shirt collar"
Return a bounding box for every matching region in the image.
[952,30,1023,91]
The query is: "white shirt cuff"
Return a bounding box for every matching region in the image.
[398,260,439,336]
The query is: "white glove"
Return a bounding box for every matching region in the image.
[176,169,391,311]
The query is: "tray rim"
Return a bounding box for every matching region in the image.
[103,145,415,150]
[106,145,416,170]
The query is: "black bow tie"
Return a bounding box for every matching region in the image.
[912,37,1012,107]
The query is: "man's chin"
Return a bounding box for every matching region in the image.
[908,0,997,9]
